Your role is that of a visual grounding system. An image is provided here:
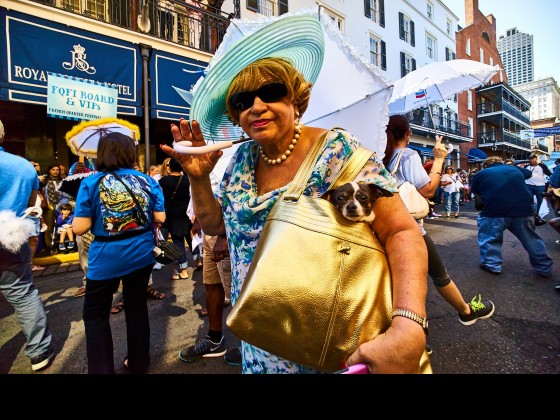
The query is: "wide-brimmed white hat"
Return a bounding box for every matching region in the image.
[190,14,325,142]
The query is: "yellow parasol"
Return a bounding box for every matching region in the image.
[65,117,140,158]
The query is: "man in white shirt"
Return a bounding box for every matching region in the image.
[525,155,552,226]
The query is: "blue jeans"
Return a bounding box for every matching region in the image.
[477,215,553,275]
[526,184,546,216]
[0,244,52,359]
[83,263,153,374]
[444,191,460,214]
[171,233,192,270]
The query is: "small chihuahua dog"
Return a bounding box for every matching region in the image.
[325,182,393,223]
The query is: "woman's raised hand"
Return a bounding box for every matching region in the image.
[432,135,449,159]
[159,119,222,178]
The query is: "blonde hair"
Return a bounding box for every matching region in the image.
[225,57,313,125]
[484,156,503,166]
[159,157,171,177]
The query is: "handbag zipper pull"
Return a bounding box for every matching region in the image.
[338,244,351,254]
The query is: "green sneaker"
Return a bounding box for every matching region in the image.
[459,295,495,326]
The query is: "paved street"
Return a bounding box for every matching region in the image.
[1,200,559,374]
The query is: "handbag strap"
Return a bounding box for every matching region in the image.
[283,128,374,201]
[165,175,183,210]
[109,170,149,226]
[389,149,405,175]
[170,175,183,202]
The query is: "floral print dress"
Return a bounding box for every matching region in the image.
[215,128,398,373]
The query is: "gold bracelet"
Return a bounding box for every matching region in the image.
[429,171,441,176]
[391,308,429,335]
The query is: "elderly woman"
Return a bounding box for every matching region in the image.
[73,132,165,374]
[162,52,430,372]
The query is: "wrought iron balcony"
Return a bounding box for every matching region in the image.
[29,0,233,54]
[405,109,471,139]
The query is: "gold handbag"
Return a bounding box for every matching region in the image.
[226,132,432,373]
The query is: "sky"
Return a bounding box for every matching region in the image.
[443,0,559,82]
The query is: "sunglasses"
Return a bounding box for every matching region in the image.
[229,82,288,111]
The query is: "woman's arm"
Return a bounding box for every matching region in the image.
[417,136,448,198]
[346,194,427,373]
[72,216,91,236]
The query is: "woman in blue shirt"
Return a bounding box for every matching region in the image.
[73,132,165,374]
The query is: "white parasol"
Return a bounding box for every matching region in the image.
[65,117,141,158]
[174,6,392,159]
[388,59,501,133]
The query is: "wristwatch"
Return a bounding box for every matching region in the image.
[391,308,429,335]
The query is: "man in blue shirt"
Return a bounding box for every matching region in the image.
[471,156,553,277]
[0,119,54,371]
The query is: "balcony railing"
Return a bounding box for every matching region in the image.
[478,130,548,152]
[477,101,530,123]
[30,0,232,54]
[405,109,471,138]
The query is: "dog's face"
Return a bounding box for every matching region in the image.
[326,182,393,223]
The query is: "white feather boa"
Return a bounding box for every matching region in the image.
[0,210,36,253]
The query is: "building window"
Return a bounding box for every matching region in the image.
[400,51,416,77]
[247,0,275,17]
[466,38,471,56]
[445,47,456,61]
[61,0,80,12]
[324,8,345,32]
[426,33,437,60]
[468,117,473,138]
[399,12,415,46]
[427,1,433,21]
[489,57,494,66]
[480,48,484,63]
[447,18,452,35]
[369,34,386,70]
[467,90,472,111]
[368,0,378,23]
[365,0,386,27]
[84,0,106,19]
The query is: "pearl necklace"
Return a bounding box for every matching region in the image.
[260,124,302,165]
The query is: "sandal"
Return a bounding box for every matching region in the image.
[147,286,166,300]
[172,272,189,280]
[31,265,45,271]
[110,299,124,314]
[198,307,208,317]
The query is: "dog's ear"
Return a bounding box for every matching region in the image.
[367,184,394,199]
[321,189,335,203]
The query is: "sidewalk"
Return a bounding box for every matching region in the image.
[31,251,81,278]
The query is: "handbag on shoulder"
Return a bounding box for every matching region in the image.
[226,131,431,373]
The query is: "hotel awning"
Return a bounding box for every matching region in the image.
[0,8,142,116]
[149,49,207,121]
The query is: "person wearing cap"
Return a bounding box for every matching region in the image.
[471,156,552,277]
[162,15,428,374]
[0,119,54,371]
[525,154,552,226]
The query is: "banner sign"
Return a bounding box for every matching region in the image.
[0,8,141,116]
[47,73,117,121]
[533,127,560,137]
[520,127,560,139]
